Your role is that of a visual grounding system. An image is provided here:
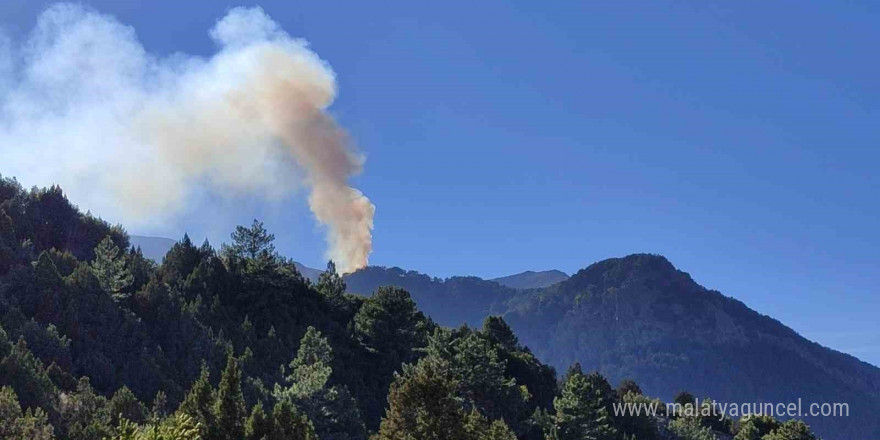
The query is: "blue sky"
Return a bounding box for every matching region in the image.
[1,1,878,365]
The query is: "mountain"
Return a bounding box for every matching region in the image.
[0,178,849,438]
[344,266,516,326]
[129,235,176,261]
[343,255,880,440]
[491,269,569,289]
[293,261,323,282]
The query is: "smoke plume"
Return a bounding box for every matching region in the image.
[0,4,375,272]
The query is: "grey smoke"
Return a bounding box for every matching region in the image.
[0,4,375,272]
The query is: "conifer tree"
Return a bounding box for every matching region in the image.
[90,235,132,300]
[246,404,272,440]
[734,415,780,440]
[224,220,276,261]
[464,409,518,440]
[763,420,818,440]
[179,364,216,438]
[354,286,428,367]
[373,357,470,440]
[280,326,333,398]
[108,385,148,425]
[481,316,519,351]
[275,326,366,440]
[0,386,54,440]
[32,252,64,323]
[548,365,618,440]
[214,354,246,440]
[316,260,346,301]
[270,399,317,440]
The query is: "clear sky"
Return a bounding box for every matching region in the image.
[1,1,877,366]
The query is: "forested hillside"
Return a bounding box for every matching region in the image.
[345,261,879,440]
[491,270,569,290]
[504,255,880,439]
[0,176,827,440]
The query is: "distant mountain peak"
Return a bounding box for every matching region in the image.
[491,269,569,289]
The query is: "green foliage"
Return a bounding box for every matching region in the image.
[762,420,818,440]
[464,409,518,440]
[734,415,780,440]
[278,327,333,398]
[0,336,58,411]
[548,364,618,440]
[425,327,529,433]
[222,219,277,263]
[373,356,518,440]
[58,378,112,440]
[668,417,716,440]
[482,316,519,351]
[179,364,215,438]
[616,392,660,440]
[373,356,471,440]
[213,354,247,440]
[109,413,201,440]
[734,416,819,440]
[480,316,557,412]
[354,286,429,425]
[90,236,133,300]
[355,286,428,365]
[316,260,347,300]
[616,379,642,398]
[674,391,696,408]
[246,403,271,440]
[0,181,838,440]
[274,326,366,440]
[0,386,55,440]
[268,399,317,440]
[108,386,148,426]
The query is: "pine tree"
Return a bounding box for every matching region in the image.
[32,251,64,323]
[0,386,54,440]
[108,385,148,425]
[425,329,529,432]
[734,415,780,440]
[246,404,272,440]
[283,326,333,397]
[275,326,366,440]
[179,364,216,438]
[214,354,247,440]
[373,357,470,440]
[464,409,518,440]
[224,220,276,261]
[763,420,818,440]
[668,417,715,440]
[481,316,519,351]
[90,235,133,300]
[270,399,316,440]
[354,286,428,367]
[354,286,429,426]
[549,365,618,440]
[0,337,58,412]
[616,380,642,398]
[0,208,17,274]
[316,260,347,302]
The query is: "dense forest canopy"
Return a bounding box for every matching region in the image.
[0,175,825,439]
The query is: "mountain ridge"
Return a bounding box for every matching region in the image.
[491,269,569,289]
[124,235,879,438]
[344,254,880,439]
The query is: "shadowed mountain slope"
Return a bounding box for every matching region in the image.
[491,269,569,289]
[344,255,880,439]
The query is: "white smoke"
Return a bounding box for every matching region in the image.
[0,4,375,272]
